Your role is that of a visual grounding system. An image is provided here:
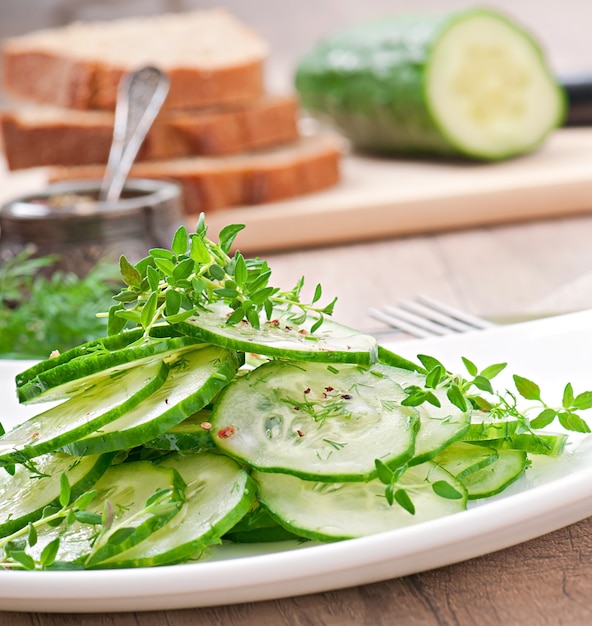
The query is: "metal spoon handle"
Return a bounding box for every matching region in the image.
[99,66,170,203]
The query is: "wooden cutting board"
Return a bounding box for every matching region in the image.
[3,128,592,254]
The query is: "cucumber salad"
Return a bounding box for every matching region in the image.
[1,215,590,570]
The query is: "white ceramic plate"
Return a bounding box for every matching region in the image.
[2,309,592,613]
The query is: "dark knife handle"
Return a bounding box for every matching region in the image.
[558,74,592,126]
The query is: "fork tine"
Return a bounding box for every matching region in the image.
[415,295,495,330]
[398,300,478,333]
[368,308,432,338]
[368,295,495,338]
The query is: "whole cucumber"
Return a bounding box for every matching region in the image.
[295,8,565,160]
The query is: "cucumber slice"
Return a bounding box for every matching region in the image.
[463,415,521,441]
[474,431,567,456]
[223,504,302,543]
[433,441,499,480]
[142,409,215,452]
[254,462,467,541]
[0,452,114,537]
[98,452,254,568]
[26,461,184,567]
[63,346,242,456]
[16,331,203,404]
[0,360,169,464]
[211,360,422,482]
[461,448,527,499]
[295,8,564,160]
[174,302,377,365]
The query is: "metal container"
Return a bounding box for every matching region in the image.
[0,178,183,276]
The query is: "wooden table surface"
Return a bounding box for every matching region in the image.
[3,0,592,622]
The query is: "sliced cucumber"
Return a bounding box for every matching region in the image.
[461,448,527,499]
[223,503,302,543]
[63,346,242,456]
[434,441,499,479]
[174,302,377,365]
[463,414,521,441]
[0,360,169,464]
[16,332,203,404]
[295,8,564,160]
[0,452,114,538]
[142,409,216,452]
[26,461,184,567]
[473,431,567,456]
[98,452,254,568]
[254,462,467,541]
[212,360,423,482]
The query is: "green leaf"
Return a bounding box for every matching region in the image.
[213,288,239,298]
[312,283,322,304]
[321,297,337,316]
[8,550,36,570]
[40,538,61,568]
[432,480,464,500]
[472,375,493,394]
[250,286,277,306]
[226,307,245,326]
[247,269,272,293]
[446,384,467,412]
[218,223,246,254]
[190,236,210,264]
[558,411,591,434]
[513,375,541,401]
[146,264,161,292]
[165,289,181,317]
[140,292,158,329]
[119,256,142,288]
[149,247,174,260]
[234,254,248,286]
[562,383,574,408]
[573,391,592,410]
[59,473,71,508]
[146,488,173,507]
[425,365,444,389]
[209,264,226,281]
[417,354,445,373]
[529,407,557,429]
[171,226,188,256]
[164,310,195,324]
[461,356,478,377]
[424,391,442,408]
[73,490,97,511]
[310,315,324,334]
[246,307,261,330]
[172,258,194,281]
[153,258,175,276]
[74,511,103,525]
[394,488,415,515]
[385,484,395,506]
[27,522,37,548]
[374,459,393,485]
[480,362,507,379]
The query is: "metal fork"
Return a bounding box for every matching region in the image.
[369,294,496,339]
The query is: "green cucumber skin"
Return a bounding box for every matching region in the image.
[16,331,201,405]
[295,8,564,160]
[0,452,115,538]
[62,348,243,456]
[0,361,170,465]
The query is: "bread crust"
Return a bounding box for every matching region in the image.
[2,10,267,110]
[48,136,342,213]
[1,96,300,169]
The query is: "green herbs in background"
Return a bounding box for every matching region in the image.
[0,249,122,359]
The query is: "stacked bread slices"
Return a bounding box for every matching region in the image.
[0,9,341,215]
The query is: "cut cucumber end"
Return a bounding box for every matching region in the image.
[427,9,565,160]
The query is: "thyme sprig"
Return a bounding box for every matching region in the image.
[108,215,336,338]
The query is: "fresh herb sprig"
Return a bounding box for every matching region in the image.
[0,249,121,359]
[108,215,337,338]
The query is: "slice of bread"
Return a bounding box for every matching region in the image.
[49,134,342,213]
[2,9,268,110]
[1,96,300,169]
